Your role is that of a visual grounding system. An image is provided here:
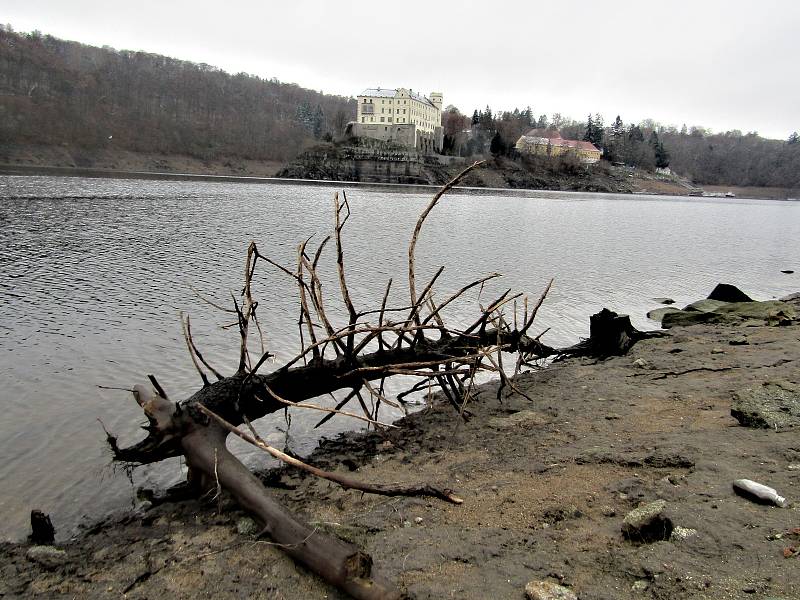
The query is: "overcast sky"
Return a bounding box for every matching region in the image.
[4,0,799,139]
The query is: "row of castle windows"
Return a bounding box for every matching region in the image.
[359,116,436,129]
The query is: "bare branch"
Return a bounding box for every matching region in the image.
[259,384,396,429]
[333,192,358,356]
[199,405,463,504]
[408,161,485,324]
[181,312,210,386]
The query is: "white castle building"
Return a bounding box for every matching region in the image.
[347,87,444,154]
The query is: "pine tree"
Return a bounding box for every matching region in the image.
[472,110,480,126]
[655,141,670,168]
[611,115,624,139]
[583,114,594,143]
[788,132,799,144]
[591,113,605,147]
[522,106,533,127]
[312,105,325,139]
[295,101,314,132]
[628,125,644,142]
[480,106,494,130]
[490,131,505,156]
[606,115,624,162]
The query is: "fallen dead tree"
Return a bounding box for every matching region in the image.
[106,161,658,598]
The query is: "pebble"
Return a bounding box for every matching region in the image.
[670,526,698,541]
[631,580,649,592]
[525,580,578,600]
[26,545,68,569]
[622,500,674,542]
[414,517,424,524]
[632,358,649,368]
[729,336,749,346]
[711,347,725,354]
[787,464,800,471]
[237,517,259,536]
[600,506,617,517]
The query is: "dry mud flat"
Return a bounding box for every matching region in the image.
[2,308,800,599]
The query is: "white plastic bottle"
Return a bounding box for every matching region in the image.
[732,479,787,507]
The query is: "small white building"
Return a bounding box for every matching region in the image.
[348,87,444,153]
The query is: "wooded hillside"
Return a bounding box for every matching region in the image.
[1,27,797,188]
[445,108,800,189]
[0,28,355,163]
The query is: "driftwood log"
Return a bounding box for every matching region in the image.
[107,162,657,598]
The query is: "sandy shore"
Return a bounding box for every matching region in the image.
[2,299,799,599]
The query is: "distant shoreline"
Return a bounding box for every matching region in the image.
[1,162,797,201]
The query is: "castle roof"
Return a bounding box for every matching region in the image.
[359,88,437,108]
[520,130,599,152]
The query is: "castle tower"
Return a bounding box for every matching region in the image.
[430,92,443,114]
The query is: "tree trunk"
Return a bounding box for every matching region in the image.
[181,424,402,600]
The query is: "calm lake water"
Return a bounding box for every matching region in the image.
[1,175,798,541]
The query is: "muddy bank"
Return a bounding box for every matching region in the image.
[0,144,283,178]
[2,299,799,599]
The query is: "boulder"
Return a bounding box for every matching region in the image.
[525,580,578,600]
[662,300,795,329]
[707,283,753,303]
[661,310,714,328]
[646,307,681,322]
[621,500,674,543]
[731,381,800,430]
[684,299,730,313]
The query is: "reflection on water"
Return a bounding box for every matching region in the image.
[1,175,798,540]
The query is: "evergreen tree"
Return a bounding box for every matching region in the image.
[605,115,624,162]
[490,131,505,156]
[312,105,325,139]
[628,124,644,142]
[788,132,799,144]
[295,101,314,132]
[655,141,671,168]
[611,115,624,139]
[583,114,595,143]
[591,113,604,147]
[480,105,494,130]
[537,114,548,129]
[522,106,533,127]
[472,110,480,126]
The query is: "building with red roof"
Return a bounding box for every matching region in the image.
[515,129,601,163]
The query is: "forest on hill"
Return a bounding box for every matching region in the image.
[442,107,800,189]
[0,27,353,163]
[1,26,798,189]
